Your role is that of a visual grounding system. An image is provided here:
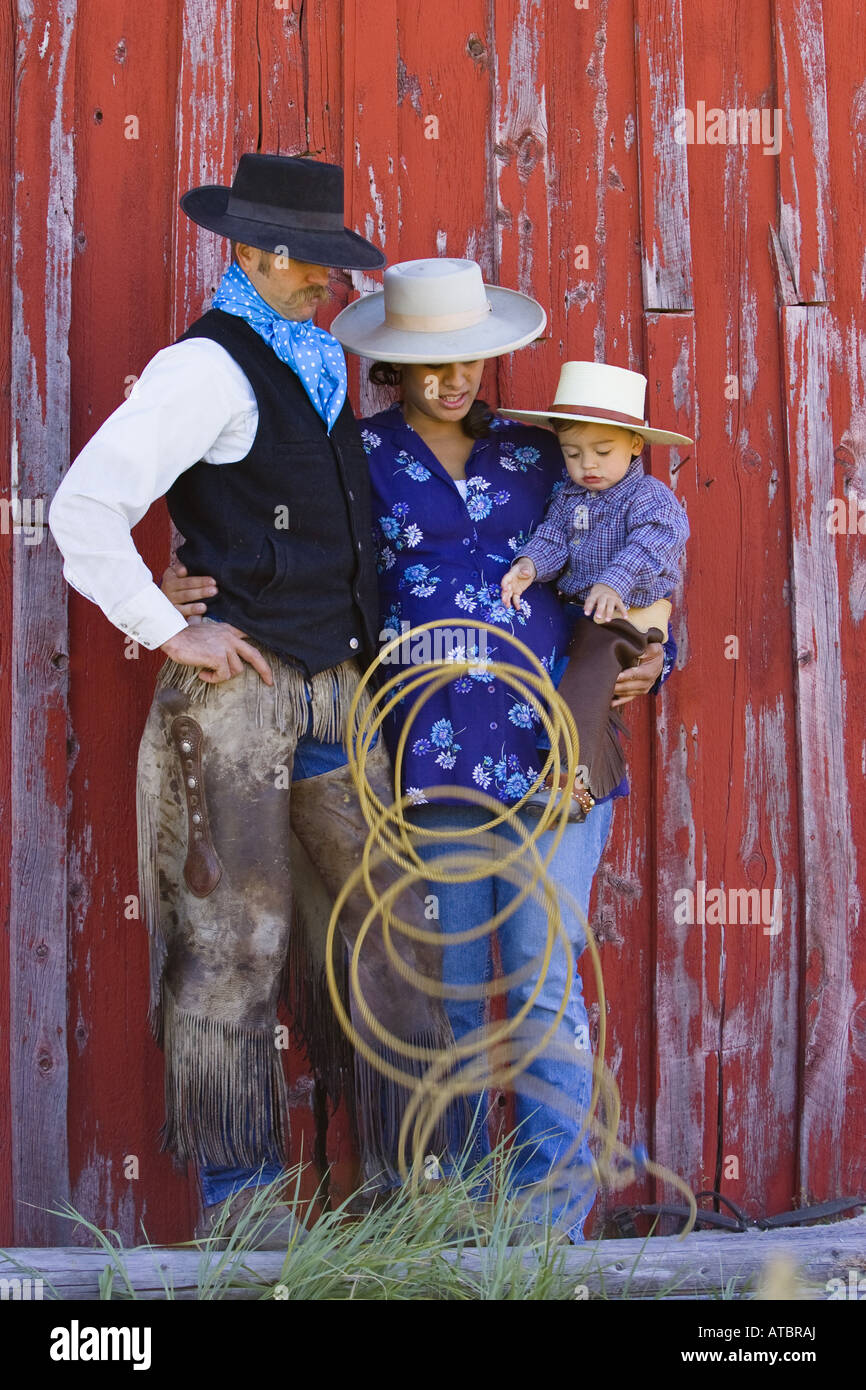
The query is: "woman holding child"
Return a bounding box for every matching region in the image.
[166,255,688,1242]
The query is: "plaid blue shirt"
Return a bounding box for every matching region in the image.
[518,456,689,605]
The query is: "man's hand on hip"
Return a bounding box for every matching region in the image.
[160,623,273,686]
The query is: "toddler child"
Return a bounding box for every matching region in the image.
[500,361,691,819]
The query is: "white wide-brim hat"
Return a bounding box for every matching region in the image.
[501,361,693,447]
[329,257,547,363]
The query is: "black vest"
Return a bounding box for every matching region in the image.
[167,309,379,677]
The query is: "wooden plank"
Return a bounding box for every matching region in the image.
[489,0,552,412]
[654,0,803,1224]
[341,0,397,418]
[0,0,15,1250]
[170,0,238,337]
[528,1,653,1231]
[394,2,492,269]
[546,4,643,363]
[64,0,193,1248]
[634,0,693,311]
[393,3,500,480]
[646,289,803,1219]
[3,1212,865,1298]
[590,796,657,1234]
[395,2,492,267]
[9,0,77,1246]
[0,0,861,1250]
[254,0,343,163]
[302,0,343,162]
[249,0,305,154]
[641,312,714,1203]
[771,0,832,304]
[543,3,653,1231]
[818,0,866,1203]
[780,306,857,1203]
[234,0,344,161]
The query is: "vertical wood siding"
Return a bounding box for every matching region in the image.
[1,0,862,1244]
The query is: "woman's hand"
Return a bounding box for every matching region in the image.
[501,557,537,609]
[161,562,218,622]
[611,642,664,707]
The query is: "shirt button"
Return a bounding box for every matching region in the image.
[462,538,471,546]
[357,542,363,551]
[349,637,360,650]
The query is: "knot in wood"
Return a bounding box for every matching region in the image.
[466,35,487,65]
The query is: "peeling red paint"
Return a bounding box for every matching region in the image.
[2,1,863,1248]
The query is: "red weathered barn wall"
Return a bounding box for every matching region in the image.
[1,0,863,1246]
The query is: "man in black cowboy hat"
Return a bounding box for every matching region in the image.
[49,154,453,1244]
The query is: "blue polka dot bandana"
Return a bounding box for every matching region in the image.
[212,261,347,432]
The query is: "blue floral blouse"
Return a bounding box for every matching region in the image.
[361,403,675,806]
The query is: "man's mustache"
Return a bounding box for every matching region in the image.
[292,284,331,305]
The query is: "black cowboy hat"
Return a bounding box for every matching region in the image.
[180,153,386,271]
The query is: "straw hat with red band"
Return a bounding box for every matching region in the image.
[330,257,546,363]
[500,361,694,447]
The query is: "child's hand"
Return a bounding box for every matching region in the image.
[584,583,628,624]
[500,557,537,609]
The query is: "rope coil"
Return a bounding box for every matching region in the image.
[325,620,696,1234]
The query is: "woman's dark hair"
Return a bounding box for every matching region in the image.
[368,361,494,440]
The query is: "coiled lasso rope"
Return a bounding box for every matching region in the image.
[324,619,697,1236]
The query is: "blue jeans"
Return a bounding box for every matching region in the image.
[199,718,359,1209]
[409,797,614,1241]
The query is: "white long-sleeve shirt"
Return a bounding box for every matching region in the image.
[48,337,262,649]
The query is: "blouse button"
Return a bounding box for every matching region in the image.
[489,722,498,730]
[349,637,360,650]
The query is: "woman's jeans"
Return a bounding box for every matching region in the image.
[409,797,614,1241]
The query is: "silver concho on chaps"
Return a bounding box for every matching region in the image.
[136,643,455,1184]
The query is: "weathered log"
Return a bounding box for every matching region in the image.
[2,1214,864,1301]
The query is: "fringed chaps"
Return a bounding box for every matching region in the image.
[136,645,455,1182]
[285,742,459,1187]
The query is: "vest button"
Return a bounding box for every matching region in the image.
[349,637,360,650]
